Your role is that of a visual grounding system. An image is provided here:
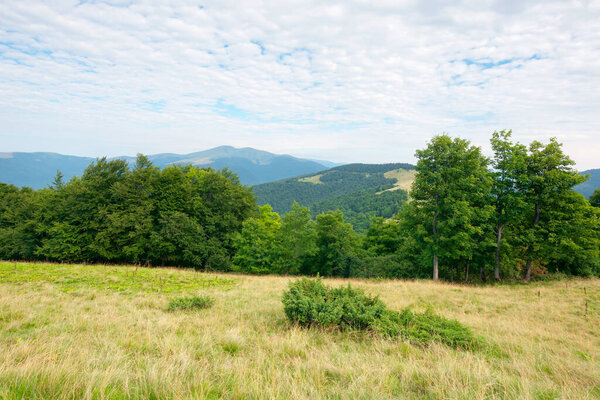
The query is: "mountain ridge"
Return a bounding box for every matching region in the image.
[0,147,334,189]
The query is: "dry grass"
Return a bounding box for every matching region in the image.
[377,168,416,194]
[0,262,599,399]
[298,174,324,184]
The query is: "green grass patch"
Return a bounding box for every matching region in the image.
[282,277,476,348]
[167,295,214,312]
[0,262,237,294]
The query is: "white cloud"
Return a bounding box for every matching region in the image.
[0,0,599,168]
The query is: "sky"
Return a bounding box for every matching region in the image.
[1,0,599,169]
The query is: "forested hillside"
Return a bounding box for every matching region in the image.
[575,168,600,198]
[253,163,415,231]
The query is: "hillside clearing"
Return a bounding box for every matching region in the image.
[298,173,324,184]
[377,168,417,194]
[0,262,599,399]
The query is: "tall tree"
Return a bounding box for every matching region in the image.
[0,184,40,260]
[275,202,317,275]
[521,138,587,281]
[232,204,281,274]
[314,210,358,277]
[543,191,600,276]
[37,157,129,262]
[96,154,158,264]
[489,130,528,281]
[364,217,402,256]
[410,135,491,280]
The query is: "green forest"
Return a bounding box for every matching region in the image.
[0,156,256,270]
[253,163,414,231]
[1,131,599,281]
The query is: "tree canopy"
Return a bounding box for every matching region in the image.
[0,155,256,270]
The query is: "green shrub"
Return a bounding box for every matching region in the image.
[282,278,386,330]
[282,278,475,348]
[374,307,475,348]
[167,295,214,312]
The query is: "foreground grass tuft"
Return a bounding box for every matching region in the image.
[282,278,475,348]
[167,295,214,312]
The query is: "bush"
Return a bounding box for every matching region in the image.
[282,278,476,348]
[282,278,386,330]
[168,295,214,312]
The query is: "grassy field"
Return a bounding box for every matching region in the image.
[0,262,599,399]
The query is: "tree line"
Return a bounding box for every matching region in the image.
[0,155,255,269]
[232,131,599,281]
[309,186,407,232]
[1,132,598,281]
[404,131,600,281]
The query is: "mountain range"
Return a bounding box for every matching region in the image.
[0,147,598,201]
[0,146,337,189]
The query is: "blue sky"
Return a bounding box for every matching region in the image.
[1,0,599,168]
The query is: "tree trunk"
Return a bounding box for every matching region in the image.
[480,264,486,282]
[533,203,541,227]
[432,206,439,281]
[523,204,541,282]
[464,260,469,282]
[524,259,532,282]
[494,224,504,282]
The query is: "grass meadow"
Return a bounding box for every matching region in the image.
[0,261,599,399]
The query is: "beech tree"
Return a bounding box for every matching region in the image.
[275,202,317,275]
[543,191,600,276]
[232,204,281,274]
[94,154,157,264]
[363,217,402,256]
[410,135,491,280]
[521,138,587,281]
[489,130,528,281]
[313,210,358,277]
[0,184,40,260]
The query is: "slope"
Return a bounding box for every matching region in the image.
[252,163,416,231]
[575,169,600,198]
